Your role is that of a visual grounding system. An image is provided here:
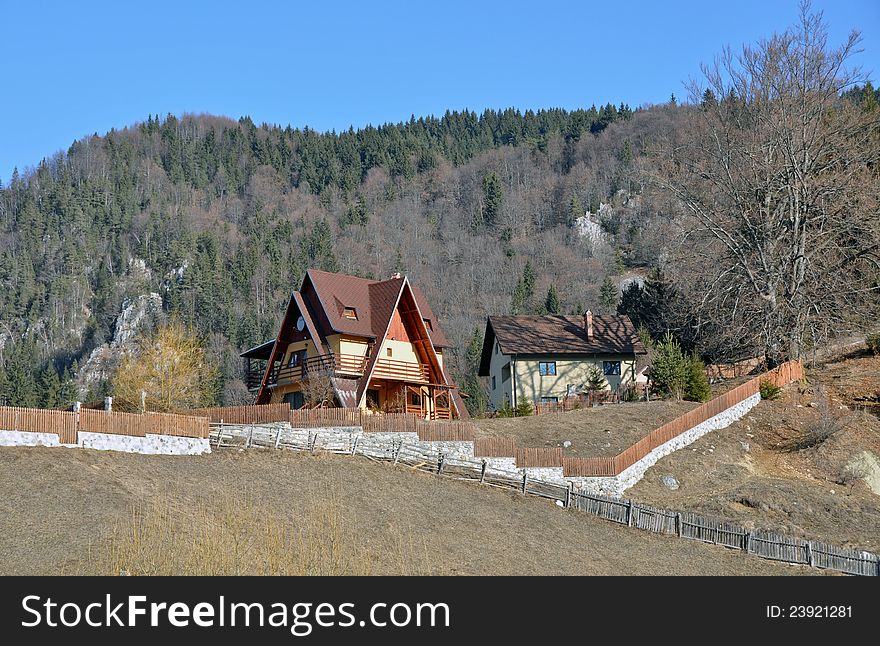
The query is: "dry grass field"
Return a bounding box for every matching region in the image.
[473,400,698,457]
[0,447,817,576]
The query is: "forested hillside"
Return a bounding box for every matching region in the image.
[1,103,676,410]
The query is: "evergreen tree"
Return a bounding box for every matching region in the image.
[599,277,618,313]
[511,261,537,314]
[461,328,488,416]
[685,352,711,402]
[567,195,584,227]
[39,363,62,409]
[544,285,561,314]
[650,331,688,400]
[481,172,504,226]
[585,364,607,391]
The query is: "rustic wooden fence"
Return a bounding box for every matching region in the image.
[563,360,804,477]
[0,406,209,441]
[0,406,78,444]
[211,421,879,576]
[189,405,476,441]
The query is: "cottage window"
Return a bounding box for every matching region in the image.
[539,361,557,376]
[410,393,422,406]
[387,347,393,357]
[540,396,559,404]
[342,307,358,320]
[603,361,621,376]
[501,363,511,382]
[423,318,433,331]
[492,376,496,390]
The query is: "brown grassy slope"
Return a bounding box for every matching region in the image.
[473,401,699,457]
[0,447,817,576]
[629,353,880,551]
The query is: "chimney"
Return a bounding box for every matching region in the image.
[584,310,594,341]
[391,272,402,280]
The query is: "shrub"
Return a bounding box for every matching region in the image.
[759,379,782,400]
[867,332,880,355]
[650,331,688,400]
[684,352,711,402]
[585,365,607,391]
[496,402,515,418]
[788,386,847,451]
[515,398,534,417]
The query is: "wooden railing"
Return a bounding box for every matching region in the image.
[266,353,369,386]
[371,357,430,383]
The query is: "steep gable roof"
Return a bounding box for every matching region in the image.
[304,269,450,347]
[479,314,646,376]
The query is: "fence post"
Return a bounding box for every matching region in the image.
[437,452,445,475]
[351,434,360,456]
[805,541,814,567]
[480,459,487,484]
[274,427,282,449]
[675,512,682,537]
[744,531,751,553]
[565,482,572,508]
[627,500,634,527]
[245,426,253,449]
[521,471,528,494]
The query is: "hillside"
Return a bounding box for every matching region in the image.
[0,105,685,412]
[0,446,818,576]
[629,352,880,550]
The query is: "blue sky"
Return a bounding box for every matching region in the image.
[1,0,877,182]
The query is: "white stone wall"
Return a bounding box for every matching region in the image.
[77,432,211,455]
[0,429,62,448]
[523,466,566,485]
[422,440,474,459]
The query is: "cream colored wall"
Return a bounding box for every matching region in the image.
[378,338,421,364]
[512,354,636,404]
[280,339,321,365]
[338,335,370,358]
[488,339,514,411]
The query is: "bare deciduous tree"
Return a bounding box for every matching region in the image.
[643,1,880,363]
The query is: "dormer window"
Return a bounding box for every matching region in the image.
[423,318,433,331]
[342,307,358,320]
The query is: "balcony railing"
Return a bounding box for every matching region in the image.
[246,351,433,391]
[372,357,430,383]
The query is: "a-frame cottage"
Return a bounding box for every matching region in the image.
[241,269,468,420]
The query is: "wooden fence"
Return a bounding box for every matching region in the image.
[563,360,804,477]
[190,405,476,441]
[473,437,517,458]
[0,406,78,444]
[0,405,210,442]
[211,421,879,576]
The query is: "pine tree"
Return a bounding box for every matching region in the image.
[461,328,488,416]
[567,195,584,227]
[599,277,618,313]
[39,364,62,409]
[585,364,607,391]
[481,172,504,226]
[650,331,688,400]
[544,285,561,314]
[685,352,711,402]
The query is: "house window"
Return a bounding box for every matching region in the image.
[492,376,496,390]
[603,361,621,376]
[410,393,422,406]
[539,361,557,376]
[495,340,499,355]
[386,347,393,357]
[342,307,358,320]
[288,349,306,368]
[501,363,511,382]
[366,389,380,408]
[423,318,433,331]
[540,396,559,404]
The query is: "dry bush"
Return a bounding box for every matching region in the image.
[98,491,427,576]
[301,369,336,408]
[787,386,848,451]
[111,320,218,412]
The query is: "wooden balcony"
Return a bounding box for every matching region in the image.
[372,358,430,383]
[247,351,433,392]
